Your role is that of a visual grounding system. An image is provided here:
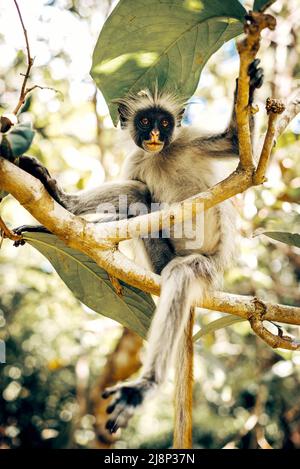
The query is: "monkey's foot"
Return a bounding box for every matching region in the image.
[102,378,156,433]
[13,225,50,247]
[18,156,60,203]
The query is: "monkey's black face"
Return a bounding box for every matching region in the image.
[133,107,175,153]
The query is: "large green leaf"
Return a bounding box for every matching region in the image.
[253,0,276,12]
[262,231,300,249]
[24,232,155,338]
[91,0,246,124]
[0,123,34,161]
[193,315,245,342]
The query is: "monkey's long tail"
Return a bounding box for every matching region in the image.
[173,307,195,449]
[143,255,218,448]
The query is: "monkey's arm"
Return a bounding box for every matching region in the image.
[193,59,264,157]
[227,58,264,145]
[18,155,151,215]
[15,155,176,272]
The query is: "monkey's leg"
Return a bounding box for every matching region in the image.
[17,155,152,216]
[102,253,219,433]
[13,225,50,246]
[143,237,176,275]
[15,156,176,270]
[18,156,67,206]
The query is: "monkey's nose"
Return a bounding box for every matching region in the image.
[150,129,160,139]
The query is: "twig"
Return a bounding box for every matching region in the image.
[11,1,60,117]
[20,79,61,96]
[249,303,300,351]
[254,98,285,184]
[12,0,34,115]
[0,216,22,242]
[275,93,300,139]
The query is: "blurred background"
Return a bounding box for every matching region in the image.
[0,0,300,449]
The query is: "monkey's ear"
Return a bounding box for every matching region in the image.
[177,108,185,127]
[117,103,129,129]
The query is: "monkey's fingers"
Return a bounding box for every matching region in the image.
[248,59,264,90]
[250,68,264,88]
[13,225,50,247]
[102,385,120,399]
[106,406,135,434]
[103,379,155,433]
[13,239,26,247]
[248,58,261,75]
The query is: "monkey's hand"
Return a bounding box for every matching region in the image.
[102,378,156,433]
[234,59,264,104]
[248,58,264,103]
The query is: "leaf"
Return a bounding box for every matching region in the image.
[0,123,35,160]
[262,231,300,249]
[91,0,246,124]
[193,315,245,342]
[253,0,276,12]
[24,232,155,339]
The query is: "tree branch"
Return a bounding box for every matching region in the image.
[236,11,276,170]
[1,11,300,352]
[275,92,300,139]
[0,216,22,242]
[1,156,300,341]
[11,1,59,117]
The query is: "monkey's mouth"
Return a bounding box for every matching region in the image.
[143,140,164,153]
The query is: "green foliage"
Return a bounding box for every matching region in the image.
[0,122,35,161]
[253,0,277,12]
[193,315,245,342]
[91,0,246,124]
[24,232,155,338]
[262,231,300,249]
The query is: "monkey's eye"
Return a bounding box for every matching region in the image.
[161,119,169,128]
[140,117,150,126]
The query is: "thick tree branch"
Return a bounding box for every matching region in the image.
[1,156,300,340]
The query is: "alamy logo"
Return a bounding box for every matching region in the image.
[89,196,205,250]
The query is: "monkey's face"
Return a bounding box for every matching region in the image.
[133,107,175,153]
